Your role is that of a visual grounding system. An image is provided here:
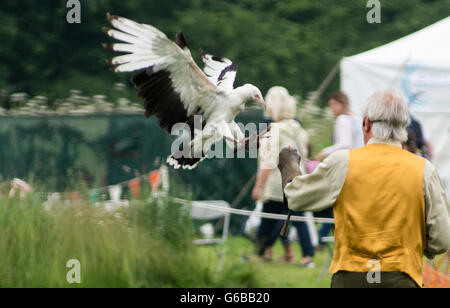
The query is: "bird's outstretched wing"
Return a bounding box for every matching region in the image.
[199,49,237,91]
[103,13,223,133]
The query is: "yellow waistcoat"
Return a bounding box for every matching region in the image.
[330,144,426,287]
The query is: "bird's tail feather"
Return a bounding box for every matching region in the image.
[166,152,206,170]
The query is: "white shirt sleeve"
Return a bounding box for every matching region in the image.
[423,160,450,259]
[322,115,354,156]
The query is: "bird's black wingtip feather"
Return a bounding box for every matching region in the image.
[107,12,119,23]
[212,55,225,63]
[175,32,188,49]
[102,43,113,50]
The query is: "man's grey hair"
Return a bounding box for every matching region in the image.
[362,90,411,143]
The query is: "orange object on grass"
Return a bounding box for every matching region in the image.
[148,170,160,192]
[423,254,449,288]
[128,178,140,199]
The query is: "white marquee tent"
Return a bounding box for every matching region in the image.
[341,17,450,200]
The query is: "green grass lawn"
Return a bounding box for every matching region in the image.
[2,193,446,288]
[197,235,333,288]
[0,192,333,288]
[0,195,260,288]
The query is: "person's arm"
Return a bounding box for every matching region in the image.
[423,160,450,259]
[319,116,353,158]
[252,126,278,201]
[251,167,273,201]
[424,140,433,161]
[282,150,349,212]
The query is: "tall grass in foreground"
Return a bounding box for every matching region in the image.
[0,194,259,287]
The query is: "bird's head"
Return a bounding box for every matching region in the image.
[245,84,266,110]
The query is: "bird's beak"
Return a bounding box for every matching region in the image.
[259,98,266,110]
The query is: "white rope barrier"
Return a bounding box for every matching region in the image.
[30,170,334,224]
[164,196,334,224]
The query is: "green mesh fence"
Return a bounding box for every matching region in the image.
[0,111,267,213]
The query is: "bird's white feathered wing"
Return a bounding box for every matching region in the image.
[103,13,223,124]
[104,14,250,169]
[199,50,237,91]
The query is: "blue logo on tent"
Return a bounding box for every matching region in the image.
[401,64,426,107]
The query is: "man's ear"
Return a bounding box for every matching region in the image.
[363,116,370,134]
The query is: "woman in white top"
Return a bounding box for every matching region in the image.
[316,91,364,161]
[315,91,364,249]
[251,86,315,266]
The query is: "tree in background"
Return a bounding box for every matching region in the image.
[0,0,449,107]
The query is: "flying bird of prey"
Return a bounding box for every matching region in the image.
[103,14,266,169]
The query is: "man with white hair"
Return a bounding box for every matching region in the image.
[278,90,450,288]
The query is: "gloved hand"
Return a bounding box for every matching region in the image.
[278,146,302,190]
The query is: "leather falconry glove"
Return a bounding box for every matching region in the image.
[278,146,302,236]
[278,146,302,191]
